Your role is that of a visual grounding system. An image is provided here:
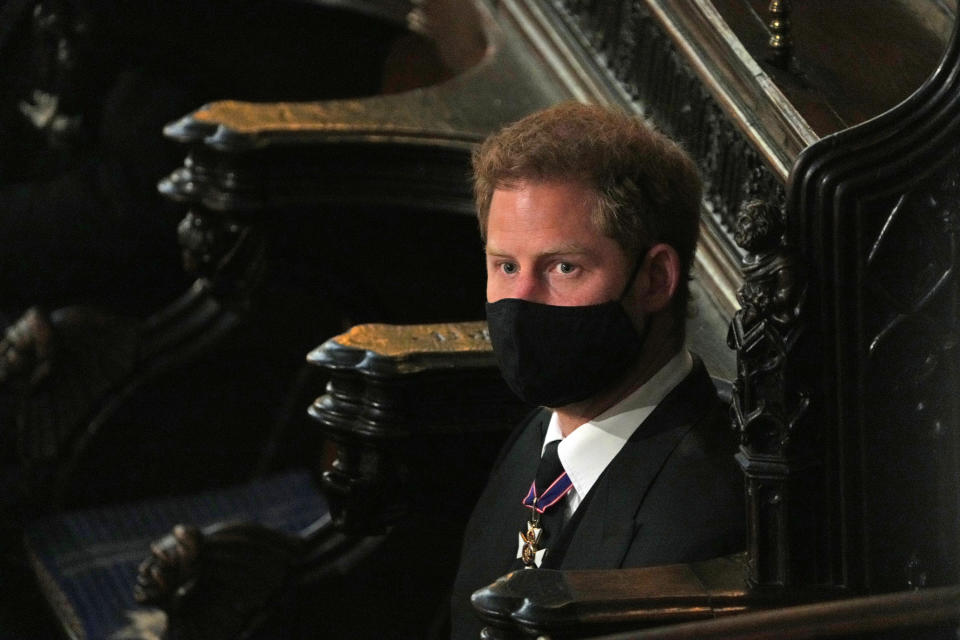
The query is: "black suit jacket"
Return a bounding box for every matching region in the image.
[449,357,745,640]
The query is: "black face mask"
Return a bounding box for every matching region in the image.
[485,264,647,408]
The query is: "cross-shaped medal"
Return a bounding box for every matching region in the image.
[517,504,546,568]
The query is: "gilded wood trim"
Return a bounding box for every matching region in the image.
[331,321,491,357]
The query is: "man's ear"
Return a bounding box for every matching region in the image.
[633,243,681,313]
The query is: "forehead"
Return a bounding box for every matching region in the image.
[486,180,625,258]
[487,181,597,236]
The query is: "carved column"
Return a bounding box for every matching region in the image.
[176,208,263,296]
[164,148,267,299]
[728,199,819,589]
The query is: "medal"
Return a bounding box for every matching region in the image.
[518,509,544,568]
[516,444,573,568]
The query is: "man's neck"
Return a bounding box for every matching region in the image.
[552,319,681,437]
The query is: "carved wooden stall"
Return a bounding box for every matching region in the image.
[119,1,959,638]
[0,0,426,507]
[9,1,562,638]
[0,0,565,511]
[466,1,960,638]
[16,320,528,640]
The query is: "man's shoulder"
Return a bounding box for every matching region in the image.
[655,357,739,480]
[621,358,743,563]
[619,408,744,565]
[624,353,722,441]
[674,354,737,457]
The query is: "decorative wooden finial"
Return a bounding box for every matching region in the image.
[767,0,793,69]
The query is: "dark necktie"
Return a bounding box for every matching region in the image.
[518,439,571,568]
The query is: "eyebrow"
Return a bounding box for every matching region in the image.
[484,242,591,257]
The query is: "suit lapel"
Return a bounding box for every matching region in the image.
[552,360,717,569]
[466,410,549,576]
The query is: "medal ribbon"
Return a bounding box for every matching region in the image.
[522,472,573,513]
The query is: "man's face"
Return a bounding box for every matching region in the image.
[485,180,634,307]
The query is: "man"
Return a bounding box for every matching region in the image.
[450,102,744,639]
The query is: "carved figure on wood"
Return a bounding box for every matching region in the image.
[728,198,807,454]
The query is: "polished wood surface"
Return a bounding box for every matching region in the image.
[711,0,950,135]
[597,585,960,639]
[472,555,764,638]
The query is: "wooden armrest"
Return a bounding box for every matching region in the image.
[307,320,530,534]
[159,0,559,154]
[596,585,960,640]
[470,554,846,639]
[157,1,566,216]
[120,316,520,640]
[25,470,328,640]
[134,521,306,640]
[471,554,763,639]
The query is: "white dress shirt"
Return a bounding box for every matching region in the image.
[542,349,694,520]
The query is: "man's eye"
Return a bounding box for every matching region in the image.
[501,262,518,274]
[556,262,576,274]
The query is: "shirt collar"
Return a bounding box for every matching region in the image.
[542,350,693,503]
